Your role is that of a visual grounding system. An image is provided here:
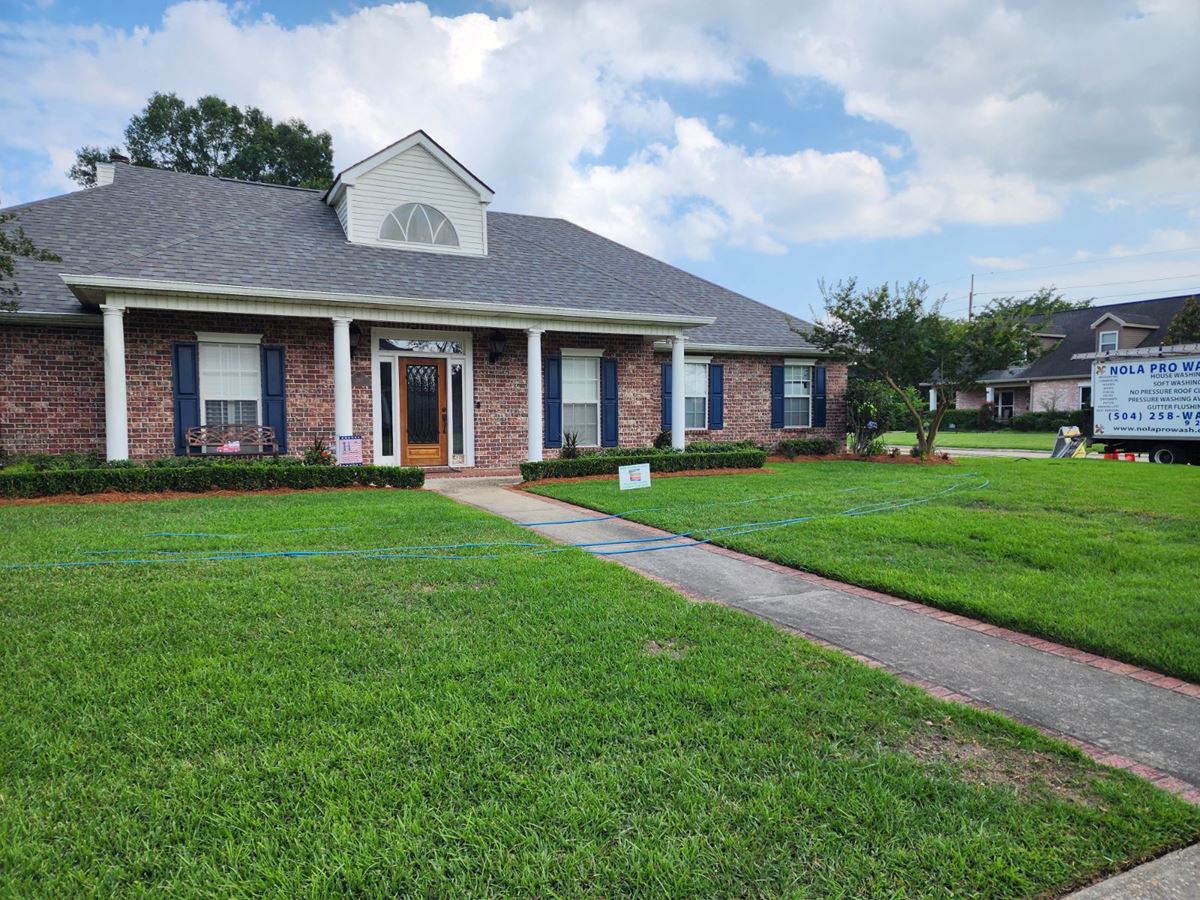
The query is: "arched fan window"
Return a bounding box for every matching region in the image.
[379,203,459,247]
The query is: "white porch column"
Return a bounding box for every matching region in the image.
[928,387,938,411]
[671,336,686,450]
[101,305,129,461]
[332,317,354,437]
[527,328,544,462]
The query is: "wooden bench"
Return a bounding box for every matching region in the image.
[186,425,279,457]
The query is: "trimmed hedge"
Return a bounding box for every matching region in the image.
[778,438,840,458]
[520,449,767,481]
[1008,409,1087,432]
[0,464,424,499]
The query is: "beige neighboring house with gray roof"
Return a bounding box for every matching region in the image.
[955,295,1194,421]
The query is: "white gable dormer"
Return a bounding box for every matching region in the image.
[325,131,494,256]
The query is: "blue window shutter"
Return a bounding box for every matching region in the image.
[600,357,618,447]
[544,355,562,448]
[708,363,724,430]
[770,365,784,429]
[172,342,201,455]
[661,363,672,430]
[812,366,827,428]
[261,345,287,453]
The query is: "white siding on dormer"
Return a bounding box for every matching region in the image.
[335,190,350,235]
[347,145,487,255]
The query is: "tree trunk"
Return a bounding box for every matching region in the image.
[884,373,926,452]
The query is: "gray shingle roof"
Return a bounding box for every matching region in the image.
[2,164,816,349]
[978,295,1193,383]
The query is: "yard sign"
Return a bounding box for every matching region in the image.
[337,434,363,466]
[618,463,651,490]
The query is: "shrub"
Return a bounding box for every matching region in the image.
[145,454,304,468]
[685,439,759,452]
[302,438,335,466]
[862,436,887,456]
[937,409,986,431]
[847,378,908,452]
[976,402,997,430]
[653,429,674,450]
[1008,409,1086,432]
[561,432,580,460]
[778,438,840,459]
[0,464,424,499]
[520,449,766,481]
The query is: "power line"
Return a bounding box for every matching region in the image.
[943,286,1200,310]
[972,271,1200,297]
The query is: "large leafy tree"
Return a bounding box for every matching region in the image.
[809,279,1078,456]
[69,92,334,189]
[1165,295,1200,344]
[1,213,61,313]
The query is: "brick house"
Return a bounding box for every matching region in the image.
[1,131,846,468]
[953,295,1193,421]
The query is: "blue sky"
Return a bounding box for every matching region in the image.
[3,0,1199,321]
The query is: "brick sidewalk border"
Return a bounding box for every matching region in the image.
[514,485,1200,803]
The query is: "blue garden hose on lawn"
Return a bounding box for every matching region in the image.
[2,475,988,570]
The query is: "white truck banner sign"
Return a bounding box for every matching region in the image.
[1092,355,1200,440]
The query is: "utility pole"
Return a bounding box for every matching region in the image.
[967,273,975,320]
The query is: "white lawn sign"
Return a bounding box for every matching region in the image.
[618,463,651,490]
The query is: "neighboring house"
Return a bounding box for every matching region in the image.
[0,131,846,468]
[954,295,1194,420]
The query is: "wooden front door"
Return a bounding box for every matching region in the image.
[399,358,448,466]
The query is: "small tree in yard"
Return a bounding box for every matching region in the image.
[1166,295,1200,345]
[1,213,61,313]
[809,279,1075,457]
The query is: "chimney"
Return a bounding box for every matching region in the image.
[108,150,130,164]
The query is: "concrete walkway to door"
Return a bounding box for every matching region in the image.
[426,475,1200,799]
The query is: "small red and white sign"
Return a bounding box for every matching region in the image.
[337,434,363,466]
[217,440,241,454]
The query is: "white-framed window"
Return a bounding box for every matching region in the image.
[684,362,709,430]
[1098,329,1119,352]
[199,341,261,426]
[562,355,600,446]
[997,389,1015,421]
[783,364,812,428]
[379,202,459,247]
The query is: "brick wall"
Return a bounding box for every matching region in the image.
[0,324,105,457]
[6,313,849,466]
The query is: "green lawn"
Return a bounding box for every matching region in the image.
[884,430,1061,451]
[1,490,1196,895]
[532,458,1200,683]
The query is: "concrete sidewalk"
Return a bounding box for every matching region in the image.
[427,476,1200,792]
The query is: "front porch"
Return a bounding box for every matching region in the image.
[95,299,700,468]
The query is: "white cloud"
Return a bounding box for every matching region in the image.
[1,0,1198,263]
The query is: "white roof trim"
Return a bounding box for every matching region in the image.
[1071,342,1200,360]
[652,340,831,356]
[59,273,715,330]
[1089,312,1157,330]
[326,131,495,206]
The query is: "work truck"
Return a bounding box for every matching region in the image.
[1079,343,1200,464]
